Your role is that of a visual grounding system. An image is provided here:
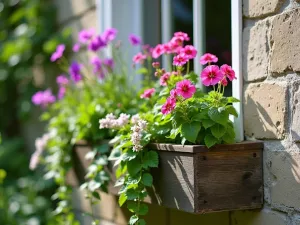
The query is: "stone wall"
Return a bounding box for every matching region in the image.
[56,0,300,224]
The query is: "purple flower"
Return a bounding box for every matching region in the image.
[91,56,102,72]
[78,28,95,43]
[58,86,66,100]
[72,43,80,52]
[69,61,82,83]
[32,89,56,108]
[56,75,69,86]
[88,36,106,52]
[50,44,65,62]
[129,34,141,46]
[102,28,118,43]
[103,58,114,69]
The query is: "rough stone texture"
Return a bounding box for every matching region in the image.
[244,82,287,139]
[264,150,300,211]
[243,20,269,82]
[54,0,95,23]
[270,9,300,73]
[169,210,229,225]
[291,81,300,141]
[243,0,285,18]
[231,208,287,225]
[293,215,300,225]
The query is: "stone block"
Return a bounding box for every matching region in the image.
[244,82,287,139]
[270,9,300,73]
[169,209,229,225]
[231,208,287,225]
[243,0,285,18]
[243,20,269,82]
[291,81,300,142]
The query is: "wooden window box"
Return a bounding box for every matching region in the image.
[67,141,263,214]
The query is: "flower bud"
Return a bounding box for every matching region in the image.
[152,62,160,69]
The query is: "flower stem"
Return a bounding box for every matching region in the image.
[187,61,190,74]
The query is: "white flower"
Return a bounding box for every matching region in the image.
[30,133,50,170]
[130,119,147,152]
[131,114,140,124]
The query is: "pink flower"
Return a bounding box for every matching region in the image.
[180,45,197,59]
[32,90,56,108]
[161,97,176,115]
[220,77,228,86]
[201,65,223,86]
[168,41,182,54]
[78,28,95,43]
[170,89,178,99]
[152,62,160,68]
[162,43,172,54]
[58,86,66,99]
[102,28,118,43]
[220,64,236,81]
[152,44,164,58]
[200,53,218,65]
[176,80,196,99]
[170,36,184,46]
[173,53,189,66]
[160,72,170,86]
[140,88,155,99]
[133,52,147,64]
[56,75,69,86]
[129,34,141,46]
[174,31,190,41]
[72,43,80,52]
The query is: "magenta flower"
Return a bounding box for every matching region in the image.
[220,77,228,86]
[56,75,69,86]
[102,28,118,43]
[58,86,66,99]
[133,52,147,64]
[72,43,80,52]
[170,36,184,46]
[152,62,160,68]
[78,28,95,43]
[170,89,178,99]
[174,31,190,41]
[176,80,196,99]
[173,53,189,66]
[140,88,155,99]
[88,36,106,52]
[32,89,56,108]
[91,56,102,73]
[180,45,197,59]
[200,53,218,65]
[220,64,236,81]
[160,72,170,86]
[161,97,176,115]
[201,65,223,86]
[69,61,82,83]
[162,43,172,54]
[50,44,65,62]
[103,58,114,69]
[152,44,164,59]
[129,34,141,46]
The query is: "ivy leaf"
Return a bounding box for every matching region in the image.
[119,193,127,206]
[142,173,153,187]
[181,122,201,143]
[127,158,142,176]
[226,105,238,117]
[202,119,215,129]
[115,177,125,187]
[92,191,101,200]
[137,219,146,225]
[126,189,139,200]
[142,151,159,169]
[127,201,138,213]
[210,124,226,139]
[227,97,240,103]
[128,202,148,215]
[94,143,109,154]
[208,107,228,126]
[108,147,121,160]
[204,134,218,148]
[167,127,181,139]
[129,215,139,225]
[137,203,148,215]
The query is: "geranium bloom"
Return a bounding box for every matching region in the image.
[102,28,117,43]
[201,65,223,86]
[78,28,95,43]
[32,89,56,108]
[88,36,106,52]
[170,36,184,46]
[160,72,170,86]
[69,61,82,83]
[168,41,182,54]
[180,45,197,59]
[162,43,172,54]
[72,43,80,52]
[220,64,236,81]
[220,77,228,86]
[56,75,69,86]
[161,97,176,115]
[140,88,155,99]
[176,80,196,99]
[91,56,102,73]
[132,52,146,64]
[58,86,66,99]
[152,62,160,68]
[173,53,189,66]
[174,31,190,41]
[200,53,218,65]
[50,44,65,62]
[152,44,164,58]
[103,58,114,69]
[129,34,141,45]
[170,89,178,99]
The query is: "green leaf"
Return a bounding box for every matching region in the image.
[92,191,101,200]
[126,189,139,200]
[204,134,218,148]
[227,97,240,103]
[137,219,146,225]
[208,107,228,126]
[94,144,109,154]
[128,202,148,215]
[167,127,181,139]
[129,215,139,225]
[210,124,226,139]
[127,201,138,212]
[181,137,186,146]
[136,67,148,74]
[181,122,201,143]
[108,148,121,160]
[142,173,153,187]
[137,203,148,215]
[226,105,238,117]
[127,158,142,176]
[119,193,127,206]
[142,151,159,169]
[202,119,215,129]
